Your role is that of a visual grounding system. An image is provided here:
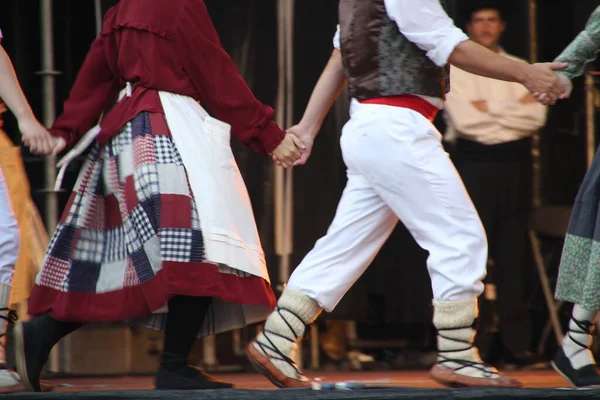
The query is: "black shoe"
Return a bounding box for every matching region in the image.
[155,365,234,390]
[13,321,48,392]
[552,347,600,388]
[503,351,549,370]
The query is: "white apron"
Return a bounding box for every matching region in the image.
[55,85,269,283]
[158,91,269,282]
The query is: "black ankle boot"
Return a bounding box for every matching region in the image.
[155,296,232,390]
[14,315,83,392]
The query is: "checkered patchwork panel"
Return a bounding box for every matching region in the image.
[38,112,206,294]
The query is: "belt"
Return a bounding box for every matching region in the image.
[358,94,439,121]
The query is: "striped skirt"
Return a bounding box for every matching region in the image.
[28,111,276,336]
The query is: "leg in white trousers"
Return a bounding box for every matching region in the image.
[288,103,487,309]
[0,168,18,286]
[249,104,523,386]
[0,168,21,389]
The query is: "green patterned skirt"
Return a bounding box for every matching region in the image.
[556,148,600,311]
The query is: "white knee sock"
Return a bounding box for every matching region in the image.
[0,283,19,387]
[562,304,598,369]
[253,289,322,379]
[434,299,499,379]
[0,283,12,365]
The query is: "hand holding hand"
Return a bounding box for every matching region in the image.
[271,132,305,168]
[556,73,573,100]
[19,115,65,156]
[522,62,568,105]
[286,124,317,166]
[50,137,67,156]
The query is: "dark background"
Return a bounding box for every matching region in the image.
[0,0,598,334]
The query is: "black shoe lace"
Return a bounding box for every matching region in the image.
[568,317,595,356]
[0,308,18,338]
[254,306,309,378]
[0,308,17,370]
[437,325,499,377]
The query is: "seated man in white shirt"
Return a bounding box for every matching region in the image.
[444,5,547,369]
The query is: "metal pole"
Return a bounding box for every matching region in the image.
[39,0,59,234]
[94,0,103,35]
[39,0,61,373]
[284,0,294,274]
[274,0,294,291]
[274,1,287,289]
[528,230,564,345]
[528,0,542,208]
[274,0,301,367]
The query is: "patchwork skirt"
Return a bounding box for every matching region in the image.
[555,147,600,311]
[27,111,276,336]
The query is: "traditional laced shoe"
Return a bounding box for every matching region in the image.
[246,289,321,388]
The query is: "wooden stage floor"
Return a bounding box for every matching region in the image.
[47,370,573,392]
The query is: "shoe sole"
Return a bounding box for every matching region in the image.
[0,383,28,394]
[550,361,600,389]
[551,360,577,388]
[245,347,286,389]
[14,323,35,392]
[430,364,523,388]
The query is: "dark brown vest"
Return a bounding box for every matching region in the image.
[338,0,450,100]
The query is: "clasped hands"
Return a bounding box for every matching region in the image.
[470,62,573,113]
[18,114,65,156]
[523,62,573,105]
[271,124,316,168]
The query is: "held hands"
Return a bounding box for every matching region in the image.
[271,124,318,168]
[522,62,569,105]
[271,132,305,169]
[555,73,573,100]
[286,124,316,167]
[19,115,65,156]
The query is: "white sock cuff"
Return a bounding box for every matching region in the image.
[433,299,477,330]
[572,304,599,324]
[0,284,12,308]
[277,288,322,324]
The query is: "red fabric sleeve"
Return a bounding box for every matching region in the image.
[176,0,285,155]
[49,11,121,147]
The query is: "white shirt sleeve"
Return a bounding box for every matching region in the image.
[333,25,341,50]
[383,0,468,67]
[0,30,3,44]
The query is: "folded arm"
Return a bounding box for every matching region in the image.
[488,96,547,131]
[444,77,497,136]
[446,68,547,139]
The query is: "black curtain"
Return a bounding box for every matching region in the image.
[538,0,600,206]
[0,0,598,328]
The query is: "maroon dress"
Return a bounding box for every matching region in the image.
[28,0,281,335]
